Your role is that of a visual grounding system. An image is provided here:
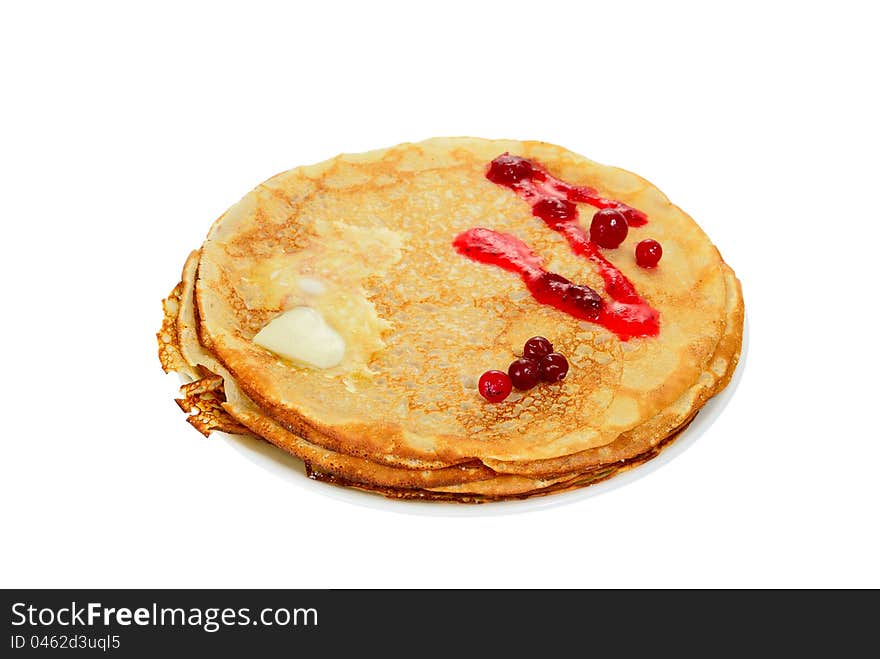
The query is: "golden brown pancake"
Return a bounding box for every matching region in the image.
[162,248,738,498]
[158,137,743,502]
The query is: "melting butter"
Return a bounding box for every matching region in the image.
[297,276,326,295]
[253,307,345,369]
[236,220,406,374]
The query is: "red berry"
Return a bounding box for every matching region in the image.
[523,336,554,360]
[635,239,663,268]
[478,370,512,403]
[538,352,569,382]
[508,358,540,390]
[590,209,629,248]
[532,198,576,226]
[486,154,538,186]
[531,272,570,297]
[562,284,602,319]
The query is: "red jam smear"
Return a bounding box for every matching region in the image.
[485,153,648,226]
[454,154,659,340]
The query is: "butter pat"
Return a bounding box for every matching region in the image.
[253,307,345,369]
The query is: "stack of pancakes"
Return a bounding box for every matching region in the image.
[158,138,743,502]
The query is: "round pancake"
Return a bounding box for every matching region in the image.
[164,248,740,498]
[194,137,742,469]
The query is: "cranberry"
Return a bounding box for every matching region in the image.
[635,239,663,268]
[486,154,537,186]
[532,272,571,297]
[532,198,576,226]
[478,370,512,403]
[530,274,602,320]
[523,336,554,360]
[508,358,540,390]
[590,209,629,248]
[562,284,602,319]
[538,352,569,382]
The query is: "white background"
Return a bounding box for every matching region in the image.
[2,1,878,589]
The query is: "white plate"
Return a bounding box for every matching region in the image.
[223,316,748,517]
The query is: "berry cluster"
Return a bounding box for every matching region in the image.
[478,336,570,403]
